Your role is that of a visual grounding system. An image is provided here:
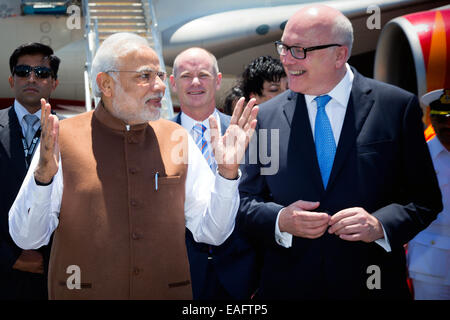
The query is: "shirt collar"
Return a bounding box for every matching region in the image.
[428,135,448,161]
[304,63,354,107]
[14,99,41,124]
[181,109,221,135]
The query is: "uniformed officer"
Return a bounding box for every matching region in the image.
[407,88,450,300]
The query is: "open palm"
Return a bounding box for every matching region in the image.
[209,97,258,179]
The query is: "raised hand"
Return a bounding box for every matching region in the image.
[209,97,258,179]
[34,98,60,184]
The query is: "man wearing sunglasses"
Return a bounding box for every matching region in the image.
[238,4,441,299]
[407,89,450,299]
[0,42,60,299]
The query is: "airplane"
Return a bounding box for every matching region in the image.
[0,0,448,120]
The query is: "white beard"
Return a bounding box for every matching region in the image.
[111,82,161,124]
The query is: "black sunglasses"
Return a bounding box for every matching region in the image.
[274,41,342,60]
[13,65,53,79]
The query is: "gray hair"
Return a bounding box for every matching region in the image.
[331,14,354,60]
[91,32,150,97]
[172,47,219,77]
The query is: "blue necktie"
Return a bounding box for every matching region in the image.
[314,95,335,188]
[192,123,216,172]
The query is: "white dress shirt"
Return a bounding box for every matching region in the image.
[9,125,240,249]
[275,64,391,252]
[180,109,222,147]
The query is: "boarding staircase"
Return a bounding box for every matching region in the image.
[82,0,174,118]
[88,0,148,41]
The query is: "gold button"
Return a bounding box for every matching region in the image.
[431,240,436,245]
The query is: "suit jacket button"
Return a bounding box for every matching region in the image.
[133,267,140,275]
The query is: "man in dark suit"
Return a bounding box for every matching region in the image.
[170,47,260,299]
[238,5,442,299]
[0,43,60,299]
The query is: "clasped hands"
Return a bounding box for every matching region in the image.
[278,200,384,243]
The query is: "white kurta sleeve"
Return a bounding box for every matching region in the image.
[184,134,240,246]
[8,144,62,249]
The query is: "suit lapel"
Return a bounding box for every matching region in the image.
[282,91,298,127]
[284,92,324,193]
[174,112,182,125]
[327,70,374,190]
[218,111,230,134]
[0,107,27,179]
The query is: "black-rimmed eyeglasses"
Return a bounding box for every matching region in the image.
[274,41,342,60]
[13,65,54,79]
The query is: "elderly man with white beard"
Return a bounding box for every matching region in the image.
[8,33,258,300]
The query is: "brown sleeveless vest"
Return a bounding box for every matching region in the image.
[48,105,191,299]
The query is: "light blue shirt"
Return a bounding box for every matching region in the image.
[14,100,41,138]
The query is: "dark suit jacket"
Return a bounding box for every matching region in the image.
[172,110,260,299]
[238,68,442,299]
[0,106,52,299]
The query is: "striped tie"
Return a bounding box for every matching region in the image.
[192,123,216,172]
[314,95,335,189]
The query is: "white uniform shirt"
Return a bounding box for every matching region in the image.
[408,136,450,284]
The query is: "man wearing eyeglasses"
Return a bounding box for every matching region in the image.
[0,42,60,299]
[8,33,258,299]
[238,4,441,299]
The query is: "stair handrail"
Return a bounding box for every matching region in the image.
[82,0,100,111]
[142,0,174,119]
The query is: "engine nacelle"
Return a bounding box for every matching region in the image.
[374,6,450,124]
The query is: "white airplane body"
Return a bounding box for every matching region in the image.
[0,0,446,115]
